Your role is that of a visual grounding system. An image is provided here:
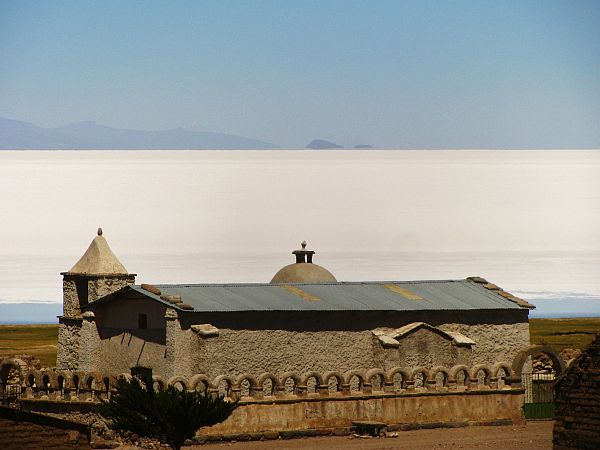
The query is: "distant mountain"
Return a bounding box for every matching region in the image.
[0,118,278,150]
[354,144,373,149]
[306,139,343,149]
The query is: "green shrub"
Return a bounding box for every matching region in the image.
[101,374,237,450]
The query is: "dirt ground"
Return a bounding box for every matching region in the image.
[190,422,553,450]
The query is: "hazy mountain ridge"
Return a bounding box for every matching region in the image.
[0,117,278,150]
[306,139,344,149]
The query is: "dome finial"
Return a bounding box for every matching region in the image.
[301,240,307,249]
[97,227,103,236]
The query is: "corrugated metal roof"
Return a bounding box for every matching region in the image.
[126,279,524,312]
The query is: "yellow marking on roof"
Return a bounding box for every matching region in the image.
[280,285,320,301]
[384,284,423,300]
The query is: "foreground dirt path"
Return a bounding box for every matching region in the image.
[191,422,553,450]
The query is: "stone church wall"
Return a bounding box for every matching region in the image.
[56,319,82,371]
[438,322,530,366]
[377,328,473,370]
[92,298,168,375]
[78,300,529,380]
[193,329,379,379]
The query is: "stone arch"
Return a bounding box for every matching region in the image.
[322,371,344,394]
[343,369,365,394]
[0,358,28,385]
[448,364,470,384]
[71,373,82,392]
[300,371,323,387]
[54,370,71,393]
[83,372,102,390]
[257,372,278,397]
[189,374,211,394]
[24,370,41,387]
[512,344,566,377]
[103,374,121,391]
[409,367,430,388]
[300,371,323,395]
[101,376,111,392]
[279,372,301,395]
[490,362,512,388]
[212,375,234,397]
[234,373,258,397]
[430,366,450,388]
[470,364,492,387]
[167,376,189,392]
[364,368,385,392]
[40,371,54,387]
[491,362,513,379]
[82,372,102,401]
[151,375,167,392]
[385,367,410,390]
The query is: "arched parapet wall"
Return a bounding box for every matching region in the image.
[10,362,527,403]
[511,344,565,378]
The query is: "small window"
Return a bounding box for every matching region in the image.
[138,313,148,329]
[75,279,89,305]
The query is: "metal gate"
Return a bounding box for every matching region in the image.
[0,383,22,407]
[522,373,555,419]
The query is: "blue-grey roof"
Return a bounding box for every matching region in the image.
[123,279,531,312]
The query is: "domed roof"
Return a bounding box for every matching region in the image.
[68,228,128,275]
[271,263,337,284]
[270,241,337,284]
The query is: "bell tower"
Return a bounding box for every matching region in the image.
[56,228,136,370]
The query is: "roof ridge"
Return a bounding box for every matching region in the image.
[136,279,467,288]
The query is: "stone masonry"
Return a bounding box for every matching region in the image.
[553,335,600,449]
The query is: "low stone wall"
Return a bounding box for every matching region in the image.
[199,388,525,439]
[0,405,91,450]
[2,362,527,443]
[9,362,516,403]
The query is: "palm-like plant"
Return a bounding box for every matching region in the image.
[101,374,237,450]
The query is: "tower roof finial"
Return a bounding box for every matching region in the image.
[301,240,307,249]
[68,228,128,275]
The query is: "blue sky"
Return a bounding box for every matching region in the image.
[1,0,599,148]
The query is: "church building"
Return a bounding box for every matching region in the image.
[57,229,534,380]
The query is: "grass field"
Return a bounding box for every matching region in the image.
[0,319,599,369]
[529,318,600,352]
[0,324,58,368]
